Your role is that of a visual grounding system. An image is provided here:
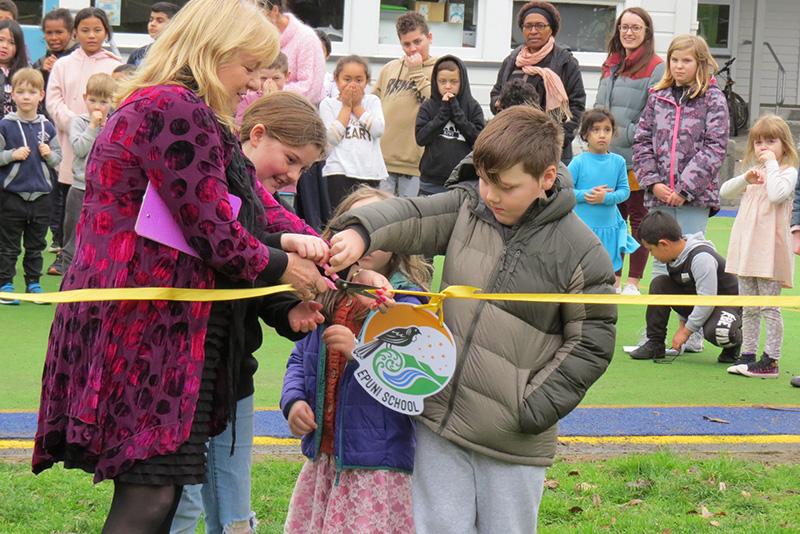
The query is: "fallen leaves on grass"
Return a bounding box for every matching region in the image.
[568,470,580,476]
[600,515,616,528]
[719,482,727,492]
[626,478,653,488]
[593,494,603,506]
[544,479,560,489]
[575,482,597,493]
[741,491,751,498]
[569,506,583,514]
[621,499,644,508]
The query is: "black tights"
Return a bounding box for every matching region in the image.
[102,482,183,534]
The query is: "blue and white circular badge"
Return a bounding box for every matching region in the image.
[352,303,457,415]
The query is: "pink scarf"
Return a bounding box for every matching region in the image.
[515,37,571,121]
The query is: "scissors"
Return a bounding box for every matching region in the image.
[322,265,383,301]
[333,277,382,300]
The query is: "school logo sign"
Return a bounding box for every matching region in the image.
[353,303,457,415]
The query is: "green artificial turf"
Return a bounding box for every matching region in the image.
[1,218,799,412]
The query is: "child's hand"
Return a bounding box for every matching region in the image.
[281,234,330,263]
[758,149,777,163]
[89,111,105,129]
[665,190,686,206]
[263,79,279,94]
[12,146,30,161]
[322,324,357,359]
[744,166,764,185]
[407,52,423,68]
[793,230,800,255]
[38,143,51,158]
[351,268,396,312]
[287,400,317,437]
[584,185,610,204]
[288,301,325,333]
[326,229,367,275]
[42,55,58,72]
[652,183,673,202]
[671,325,692,351]
[349,83,364,107]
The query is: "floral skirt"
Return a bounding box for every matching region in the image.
[284,453,415,534]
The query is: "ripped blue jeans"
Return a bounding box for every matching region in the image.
[170,395,256,534]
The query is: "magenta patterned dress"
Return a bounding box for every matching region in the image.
[32,85,314,483]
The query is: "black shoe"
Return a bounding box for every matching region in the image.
[630,340,666,360]
[727,353,756,375]
[717,345,741,363]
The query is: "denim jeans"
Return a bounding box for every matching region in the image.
[170,395,256,534]
[380,172,420,197]
[648,206,710,277]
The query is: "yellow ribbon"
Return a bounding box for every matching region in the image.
[5,285,296,304]
[8,284,800,321]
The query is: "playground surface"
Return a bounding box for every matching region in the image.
[2,213,799,458]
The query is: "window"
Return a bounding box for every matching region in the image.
[379,0,478,48]
[511,1,616,53]
[290,0,345,42]
[111,0,189,34]
[697,1,732,53]
[15,0,43,26]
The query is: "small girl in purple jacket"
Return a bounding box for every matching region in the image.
[633,34,729,278]
[281,186,430,534]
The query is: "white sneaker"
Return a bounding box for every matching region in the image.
[684,331,705,353]
[621,283,641,296]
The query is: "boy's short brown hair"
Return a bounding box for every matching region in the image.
[266,51,289,74]
[85,73,116,100]
[11,68,44,91]
[396,11,428,37]
[473,106,563,184]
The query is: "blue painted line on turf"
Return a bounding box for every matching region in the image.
[3,405,799,441]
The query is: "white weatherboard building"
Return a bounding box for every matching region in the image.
[25,1,800,123]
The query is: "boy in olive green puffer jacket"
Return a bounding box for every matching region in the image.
[327,106,616,533]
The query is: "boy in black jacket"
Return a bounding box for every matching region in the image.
[415,55,484,195]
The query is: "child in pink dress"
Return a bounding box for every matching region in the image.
[282,186,430,534]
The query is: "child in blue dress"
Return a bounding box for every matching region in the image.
[570,108,639,273]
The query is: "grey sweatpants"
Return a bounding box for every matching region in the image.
[413,424,546,534]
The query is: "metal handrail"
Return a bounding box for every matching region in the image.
[763,42,785,114]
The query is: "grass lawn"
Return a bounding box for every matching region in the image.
[1,451,799,533]
[2,217,799,411]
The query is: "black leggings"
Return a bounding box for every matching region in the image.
[102,482,183,534]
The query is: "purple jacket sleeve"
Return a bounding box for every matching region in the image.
[632,92,660,190]
[675,87,729,202]
[280,333,314,419]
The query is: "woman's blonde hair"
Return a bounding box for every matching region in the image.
[116,0,279,127]
[319,186,432,323]
[654,34,718,98]
[743,114,800,169]
[239,91,327,156]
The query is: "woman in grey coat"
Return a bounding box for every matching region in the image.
[595,7,664,295]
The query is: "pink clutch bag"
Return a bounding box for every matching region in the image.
[135,182,242,258]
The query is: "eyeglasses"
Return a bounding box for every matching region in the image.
[522,23,550,32]
[619,24,645,34]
